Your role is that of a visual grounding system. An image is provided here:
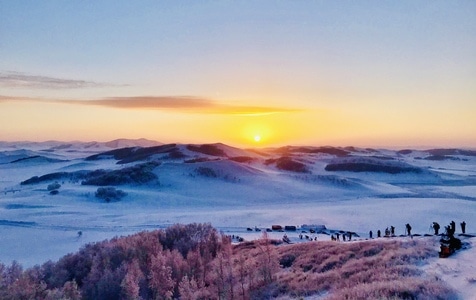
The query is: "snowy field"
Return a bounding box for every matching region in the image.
[0,140,475,298]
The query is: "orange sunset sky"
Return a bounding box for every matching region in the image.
[0,1,475,148]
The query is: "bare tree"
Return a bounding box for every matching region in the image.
[255,232,279,286]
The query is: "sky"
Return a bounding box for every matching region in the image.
[0,1,475,148]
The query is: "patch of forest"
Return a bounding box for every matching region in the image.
[419,155,467,161]
[186,144,227,157]
[426,149,476,157]
[85,144,181,164]
[325,163,421,174]
[265,157,310,173]
[325,157,421,174]
[21,162,159,186]
[0,224,457,299]
[275,146,350,157]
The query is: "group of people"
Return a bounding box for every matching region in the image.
[368,225,398,239]
[285,221,468,244]
[432,220,466,237]
[330,222,415,242]
[367,221,468,240]
[330,231,354,241]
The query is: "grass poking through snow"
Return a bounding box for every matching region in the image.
[267,238,457,299]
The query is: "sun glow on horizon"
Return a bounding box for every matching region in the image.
[254,135,261,142]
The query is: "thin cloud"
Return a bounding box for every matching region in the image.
[75,96,216,110]
[0,94,301,116]
[0,95,34,102]
[0,71,114,89]
[64,96,301,115]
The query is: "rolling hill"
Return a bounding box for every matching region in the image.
[0,140,475,298]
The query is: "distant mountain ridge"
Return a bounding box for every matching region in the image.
[0,138,162,151]
[103,138,163,148]
[1,139,475,153]
[2,139,476,168]
[13,139,476,203]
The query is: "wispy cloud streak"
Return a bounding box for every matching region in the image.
[0,71,111,89]
[0,94,301,116]
[78,96,216,109]
[65,96,301,115]
[0,95,34,102]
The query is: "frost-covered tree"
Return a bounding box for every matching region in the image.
[120,260,143,300]
[60,280,81,300]
[148,252,174,299]
[236,253,256,299]
[256,232,279,285]
[178,275,199,300]
[212,237,235,299]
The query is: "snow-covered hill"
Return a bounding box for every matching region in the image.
[0,141,475,297]
[0,138,163,160]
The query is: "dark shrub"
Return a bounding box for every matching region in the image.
[47,182,61,191]
[301,264,312,272]
[95,187,127,202]
[279,254,296,268]
[195,167,217,178]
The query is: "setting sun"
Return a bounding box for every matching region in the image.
[254,135,261,142]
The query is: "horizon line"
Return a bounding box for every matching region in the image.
[1,138,475,151]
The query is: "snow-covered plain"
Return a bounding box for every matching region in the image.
[0,140,475,298]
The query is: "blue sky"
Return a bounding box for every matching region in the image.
[0,1,475,147]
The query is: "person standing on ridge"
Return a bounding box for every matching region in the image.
[461,221,466,234]
[405,223,412,236]
[432,222,440,235]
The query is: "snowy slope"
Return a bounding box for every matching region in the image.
[0,141,474,298]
